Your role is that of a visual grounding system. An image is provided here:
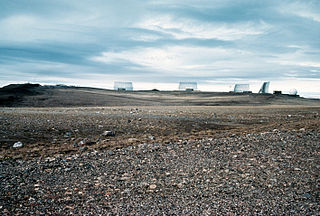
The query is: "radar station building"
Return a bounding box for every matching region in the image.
[179,82,197,91]
[114,82,133,91]
[233,84,251,93]
[258,82,270,94]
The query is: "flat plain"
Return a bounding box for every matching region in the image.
[0,85,319,214]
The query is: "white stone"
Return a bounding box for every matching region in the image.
[149,184,157,190]
[13,141,23,148]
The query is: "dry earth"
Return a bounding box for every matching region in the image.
[0,85,319,215]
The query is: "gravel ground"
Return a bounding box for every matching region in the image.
[1,106,319,159]
[1,128,319,215]
[1,105,319,215]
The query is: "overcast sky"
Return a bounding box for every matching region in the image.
[0,0,319,97]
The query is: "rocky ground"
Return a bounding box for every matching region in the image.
[0,105,319,215]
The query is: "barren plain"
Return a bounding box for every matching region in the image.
[0,84,319,215]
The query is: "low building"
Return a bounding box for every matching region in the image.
[114,82,133,91]
[273,90,282,95]
[179,82,197,91]
[233,84,250,93]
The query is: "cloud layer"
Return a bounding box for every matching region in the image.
[0,0,319,97]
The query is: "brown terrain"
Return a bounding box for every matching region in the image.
[0,83,319,214]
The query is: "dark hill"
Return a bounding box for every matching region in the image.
[0,83,43,106]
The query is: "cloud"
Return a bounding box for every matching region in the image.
[267,45,320,72]
[0,0,319,97]
[135,15,271,41]
[278,1,320,22]
[92,44,317,81]
[0,14,97,44]
[91,46,252,74]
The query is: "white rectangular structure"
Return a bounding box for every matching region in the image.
[114,82,133,91]
[179,82,197,91]
[233,84,250,93]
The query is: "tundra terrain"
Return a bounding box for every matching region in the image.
[0,84,319,214]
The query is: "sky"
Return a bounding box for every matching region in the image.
[0,0,319,98]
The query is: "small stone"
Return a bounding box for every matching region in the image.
[119,176,131,181]
[177,183,183,188]
[78,140,85,146]
[102,131,115,137]
[128,138,138,143]
[13,141,23,148]
[149,184,157,190]
[107,150,114,156]
[86,141,96,146]
[123,189,130,193]
[303,193,312,198]
[140,182,149,187]
[46,157,55,162]
[80,146,88,151]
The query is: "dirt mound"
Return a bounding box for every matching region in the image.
[0,83,42,106]
[0,83,41,94]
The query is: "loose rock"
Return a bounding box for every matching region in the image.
[102,131,115,137]
[13,141,23,148]
[149,184,157,190]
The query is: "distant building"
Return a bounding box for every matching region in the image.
[273,90,282,95]
[273,89,299,97]
[289,88,299,97]
[233,84,250,93]
[179,82,197,91]
[289,88,298,95]
[258,82,270,94]
[114,82,133,91]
